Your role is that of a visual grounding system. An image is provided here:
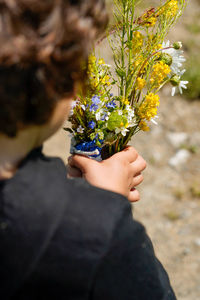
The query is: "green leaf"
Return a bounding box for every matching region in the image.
[107,112,128,131]
[116,68,126,78]
[107,112,122,131]
[63,128,73,133]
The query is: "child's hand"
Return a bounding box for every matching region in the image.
[67,146,146,202]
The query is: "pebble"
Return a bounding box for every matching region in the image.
[152,151,162,162]
[167,132,188,149]
[168,149,191,168]
[194,238,200,247]
[182,248,191,255]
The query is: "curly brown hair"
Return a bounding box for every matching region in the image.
[0,0,108,137]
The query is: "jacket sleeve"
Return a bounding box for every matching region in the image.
[90,202,177,300]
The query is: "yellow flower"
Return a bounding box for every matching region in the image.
[150,61,171,88]
[139,120,150,132]
[122,97,129,105]
[140,8,157,28]
[157,44,162,50]
[136,77,146,90]
[88,55,97,64]
[158,0,178,19]
[145,16,157,27]
[91,77,99,89]
[137,93,160,121]
[132,55,146,74]
[132,32,144,54]
[98,58,105,65]
[102,75,111,86]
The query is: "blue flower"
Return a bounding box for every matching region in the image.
[106,100,116,109]
[88,121,96,129]
[91,95,100,105]
[101,113,108,121]
[90,104,98,112]
[90,96,101,112]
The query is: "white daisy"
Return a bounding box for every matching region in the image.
[126,105,135,117]
[171,69,189,96]
[161,40,186,74]
[115,127,129,136]
[77,125,85,134]
[171,80,188,96]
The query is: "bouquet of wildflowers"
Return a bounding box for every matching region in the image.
[67,0,188,160]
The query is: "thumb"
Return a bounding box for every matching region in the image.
[68,155,96,174]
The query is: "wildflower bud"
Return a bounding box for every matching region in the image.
[96,140,102,147]
[170,75,180,86]
[173,41,182,50]
[160,53,172,66]
[90,133,96,140]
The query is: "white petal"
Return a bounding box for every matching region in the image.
[180,84,187,89]
[171,87,176,96]
[151,118,158,125]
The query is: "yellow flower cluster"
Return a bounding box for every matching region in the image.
[139,120,150,131]
[150,61,171,87]
[137,93,160,121]
[122,97,129,105]
[87,55,111,89]
[132,32,144,54]
[101,75,111,86]
[159,0,179,19]
[141,10,157,27]
[145,16,157,27]
[132,55,144,71]
[98,58,105,65]
[88,55,98,89]
[136,77,146,90]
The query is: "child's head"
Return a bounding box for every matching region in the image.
[0,0,108,138]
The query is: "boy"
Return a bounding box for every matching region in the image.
[0,1,176,299]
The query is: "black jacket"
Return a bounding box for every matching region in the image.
[0,148,176,299]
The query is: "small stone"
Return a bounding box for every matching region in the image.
[152,151,162,162]
[182,248,190,255]
[168,149,191,168]
[167,132,188,149]
[194,238,200,247]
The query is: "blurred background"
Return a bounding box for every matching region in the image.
[44,1,200,299]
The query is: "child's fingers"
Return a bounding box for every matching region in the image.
[68,154,96,174]
[128,188,140,202]
[113,146,138,163]
[132,173,144,187]
[67,165,82,178]
[130,155,147,174]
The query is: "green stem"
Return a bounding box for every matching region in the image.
[120,3,126,97]
[155,78,171,93]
